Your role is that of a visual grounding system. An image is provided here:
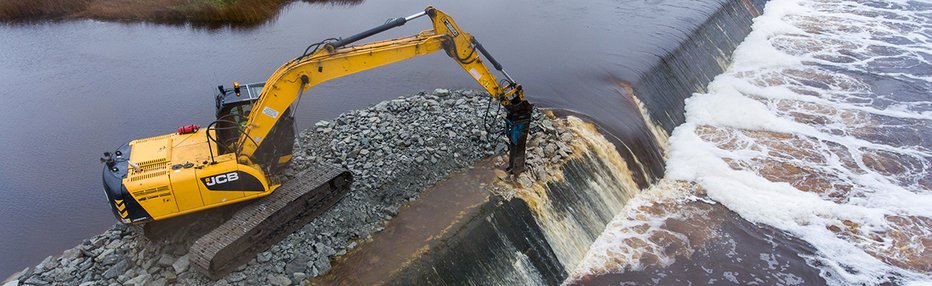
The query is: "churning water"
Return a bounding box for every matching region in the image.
[573,0,931,284]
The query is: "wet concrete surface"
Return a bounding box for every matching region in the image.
[312,159,496,285]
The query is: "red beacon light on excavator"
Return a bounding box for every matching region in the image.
[178,124,200,134]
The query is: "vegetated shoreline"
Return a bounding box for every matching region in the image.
[0,0,361,28]
[2,89,578,286]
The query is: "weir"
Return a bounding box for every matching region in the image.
[387,117,642,284]
[635,0,767,134]
[312,0,770,284]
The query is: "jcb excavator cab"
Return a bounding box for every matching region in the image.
[213,82,296,172]
[213,82,263,153]
[215,82,264,131]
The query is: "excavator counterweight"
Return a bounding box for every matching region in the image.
[99,6,533,279]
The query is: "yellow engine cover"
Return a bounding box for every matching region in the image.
[114,129,279,223]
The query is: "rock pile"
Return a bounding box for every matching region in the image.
[4,88,578,286]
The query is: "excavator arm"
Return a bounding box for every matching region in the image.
[236,6,533,174]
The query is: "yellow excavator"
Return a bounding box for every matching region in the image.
[99,6,533,278]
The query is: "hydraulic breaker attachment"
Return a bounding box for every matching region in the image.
[504,100,534,175]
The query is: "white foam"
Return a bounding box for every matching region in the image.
[667,123,897,283]
[727,0,805,70]
[664,0,932,283]
[565,180,700,281]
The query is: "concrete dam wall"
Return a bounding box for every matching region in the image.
[386,117,642,285]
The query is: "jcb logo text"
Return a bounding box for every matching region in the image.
[204,172,239,186]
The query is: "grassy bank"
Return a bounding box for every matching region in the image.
[0,0,361,27]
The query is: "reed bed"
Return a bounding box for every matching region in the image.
[0,0,361,27]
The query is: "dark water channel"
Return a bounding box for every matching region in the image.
[0,0,729,275]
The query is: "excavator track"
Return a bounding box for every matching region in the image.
[190,163,352,280]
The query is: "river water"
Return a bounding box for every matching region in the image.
[0,0,729,276]
[572,0,932,284]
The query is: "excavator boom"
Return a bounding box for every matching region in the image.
[237,7,532,173]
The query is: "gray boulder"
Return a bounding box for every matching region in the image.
[285,255,310,274]
[156,254,174,267]
[268,274,292,286]
[122,273,149,286]
[103,259,129,279]
[171,255,189,273]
